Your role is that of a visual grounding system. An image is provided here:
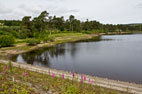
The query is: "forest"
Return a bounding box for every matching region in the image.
[0,11,142,47]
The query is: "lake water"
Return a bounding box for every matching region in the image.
[12,34,142,84]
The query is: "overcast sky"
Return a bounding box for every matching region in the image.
[0,0,142,24]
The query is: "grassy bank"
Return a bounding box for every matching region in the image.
[0,33,95,59]
[0,62,128,94]
[0,32,132,59]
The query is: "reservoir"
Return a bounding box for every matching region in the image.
[12,34,142,84]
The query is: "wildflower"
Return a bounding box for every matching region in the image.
[84,76,86,81]
[48,70,50,75]
[62,74,64,79]
[4,66,6,70]
[81,74,83,80]
[7,66,9,70]
[73,72,75,78]
[91,80,94,84]
[89,79,91,83]
[80,79,83,83]
[52,73,55,77]
[25,72,27,76]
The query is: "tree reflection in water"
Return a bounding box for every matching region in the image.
[12,36,102,67]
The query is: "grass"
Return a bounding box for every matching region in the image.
[0,33,89,55]
[12,33,85,45]
[0,63,129,94]
[53,33,85,37]
[14,39,28,44]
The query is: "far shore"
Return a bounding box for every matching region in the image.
[0,32,131,59]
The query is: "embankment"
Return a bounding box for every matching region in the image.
[0,60,141,94]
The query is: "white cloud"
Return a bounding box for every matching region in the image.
[0,0,142,24]
[0,4,12,14]
[135,4,142,8]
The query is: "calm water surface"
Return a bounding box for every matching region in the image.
[12,34,142,84]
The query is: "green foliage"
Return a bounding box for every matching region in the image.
[20,16,33,38]
[8,61,13,71]
[0,26,20,38]
[11,31,19,38]
[43,35,55,43]
[0,11,137,41]
[0,20,21,26]
[0,31,9,35]
[65,85,79,94]
[18,30,28,39]
[0,26,20,32]
[0,74,2,80]
[0,35,15,47]
[20,89,28,94]
[26,38,41,46]
[43,37,49,43]
[42,85,49,91]
[31,11,49,33]
[34,32,49,39]
[47,35,55,42]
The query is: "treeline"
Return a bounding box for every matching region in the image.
[0,11,142,34]
[0,11,142,47]
[0,20,21,26]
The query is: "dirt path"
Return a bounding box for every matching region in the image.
[0,60,141,94]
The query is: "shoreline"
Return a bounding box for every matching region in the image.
[0,32,131,59]
[0,60,142,94]
[1,32,141,93]
[0,33,97,59]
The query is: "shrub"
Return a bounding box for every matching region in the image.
[48,35,55,42]
[34,32,49,39]
[43,35,55,43]
[26,38,41,46]
[43,37,49,43]
[18,30,29,39]
[11,31,19,38]
[0,26,20,33]
[0,31,9,35]
[0,35,15,47]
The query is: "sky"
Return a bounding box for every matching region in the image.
[0,0,142,24]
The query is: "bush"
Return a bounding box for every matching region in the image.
[0,31,9,35]
[11,31,19,38]
[33,32,49,39]
[43,35,55,43]
[18,29,30,39]
[0,35,15,47]
[0,26,20,33]
[48,35,55,42]
[43,37,49,43]
[26,39,41,46]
